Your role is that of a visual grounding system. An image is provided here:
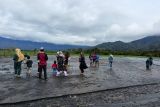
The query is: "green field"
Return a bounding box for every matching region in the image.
[0,49,57,57]
[0,48,160,58]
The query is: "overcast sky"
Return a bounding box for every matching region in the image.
[0,0,160,46]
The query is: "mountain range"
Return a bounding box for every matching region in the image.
[0,36,89,50]
[0,35,160,51]
[95,35,160,51]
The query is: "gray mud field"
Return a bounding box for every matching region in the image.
[0,56,160,107]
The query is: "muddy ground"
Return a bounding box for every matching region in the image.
[0,56,160,107]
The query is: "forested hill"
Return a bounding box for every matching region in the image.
[95,36,160,51]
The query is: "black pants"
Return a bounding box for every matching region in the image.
[38,65,47,79]
[14,61,22,75]
[80,68,84,73]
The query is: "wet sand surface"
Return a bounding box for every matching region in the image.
[0,56,160,107]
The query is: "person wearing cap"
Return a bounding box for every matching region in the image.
[37,47,48,80]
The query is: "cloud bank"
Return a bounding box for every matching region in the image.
[0,0,160,46]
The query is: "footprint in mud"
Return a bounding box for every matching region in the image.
[1,64,10,71]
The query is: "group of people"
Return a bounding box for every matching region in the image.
[13,47,71,80]
[12,47,115,79]
[89,52,100,67]
[13,47,154,80]
[13,48,33,77]
[36,48,71,79]
[53,50,69,77]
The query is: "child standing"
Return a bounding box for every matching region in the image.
[52,60,58,76]
[26,56,33,77]
[146,57,153,70]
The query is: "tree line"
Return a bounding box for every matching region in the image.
[0,48,160,57]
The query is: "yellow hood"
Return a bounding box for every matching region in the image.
[15,48,24,61]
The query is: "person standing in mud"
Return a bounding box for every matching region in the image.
[146,58,150,70]
[95,54,100,67]
[13,48,24,77]
[89,53,93,67]
[79,52,88,75]
[146,56,153,70]
[37,47,48,80]
[56,51,68,76]
[108,54,113,68]
[149,57,153,67]
[23,54,30,69]
[52,60,58,77]
[92,52,97,67]
[26,56,33,77]
[56,51,63,71]
[64,51,70,71]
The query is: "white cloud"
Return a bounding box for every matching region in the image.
[0,0,160,46]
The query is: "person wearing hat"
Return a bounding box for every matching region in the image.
[56,51,68,76]
[37,47,48,80]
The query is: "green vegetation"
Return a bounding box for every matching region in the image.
[0,48,160,57]
[0,49,15,57]
[0,49,57,57]
[68,48,160,57]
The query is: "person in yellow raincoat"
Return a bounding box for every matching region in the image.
[13,48,24,77]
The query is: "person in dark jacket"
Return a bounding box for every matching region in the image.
[79,52,88,75]
[23,54,30,69]
[146,57,153,70]
[108,54,113,68]
[149,57,153,66]
[37,47,48,80]
[26,56,33,76]
[146,59,150,70]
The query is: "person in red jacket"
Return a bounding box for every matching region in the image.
[52,60,58,77]
[37,47,48,80]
